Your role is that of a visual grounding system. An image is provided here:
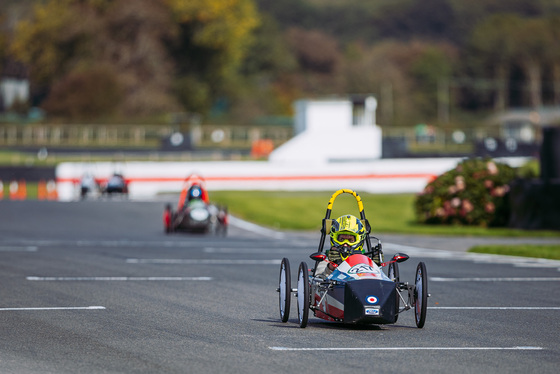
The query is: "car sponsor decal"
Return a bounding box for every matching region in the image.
[348,264,377,275]
[366,295,378,304]
[365,307,380,316]
[329,269,351,281]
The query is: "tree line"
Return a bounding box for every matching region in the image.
[1,0,560,127]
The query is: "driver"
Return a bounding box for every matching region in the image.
[187,185,203,202]
[178,183,209,211]
[315,214,366,278]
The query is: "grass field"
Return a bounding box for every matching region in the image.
[210,191,560,260]
[210,190,560,238]
[469,244,560,260]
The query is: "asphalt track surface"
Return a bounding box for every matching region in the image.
[1,200,559,374]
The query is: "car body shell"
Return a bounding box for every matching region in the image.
[311,254,398,324]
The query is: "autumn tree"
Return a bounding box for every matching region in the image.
[10,0,78,87]
[95,0,181,116]
[512,17,553,108]
[466,14,522,111]
[284,27,344,95]
[342,41,412,126]
[546,15,560,105]
[165,0,259,114]
[342,40,457,126]
[41,66,122,120]
[10,0,259,120]
[233,14,298,120]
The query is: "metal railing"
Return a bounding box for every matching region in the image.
[0,123,293,149]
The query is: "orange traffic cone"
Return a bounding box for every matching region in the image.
[9,180,18,200]
[17,179,27,200]
[46,179,58,200]
[0,180,3,199]
[38,180,47,200]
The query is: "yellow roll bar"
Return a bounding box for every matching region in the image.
[326,189,364,213]
[318,189,372,254]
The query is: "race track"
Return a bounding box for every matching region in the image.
[0,200,559,373]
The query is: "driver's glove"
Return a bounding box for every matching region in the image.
[327,249,342,263]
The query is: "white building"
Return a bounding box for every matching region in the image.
[0,77,29,109]
[0,60,29,111]
[268,95,382,164]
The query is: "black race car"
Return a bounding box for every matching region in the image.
[278,189,429,328]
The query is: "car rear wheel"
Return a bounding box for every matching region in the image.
[297,262,310,328]
[414,262,428,328]
[278,258,291,322]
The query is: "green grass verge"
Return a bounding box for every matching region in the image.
[210,191,560,237]
[468,244,560,260]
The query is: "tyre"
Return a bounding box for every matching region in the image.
[414,262,428,328]
[279,258,291,322]
[164,206,172,234]
[388,261,400,322]
[297,262,310,328]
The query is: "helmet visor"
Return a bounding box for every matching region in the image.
[332,231,360,246]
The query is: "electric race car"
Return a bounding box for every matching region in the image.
[164,174,228,235]
[102,173,129,196]
[277,189,429,328]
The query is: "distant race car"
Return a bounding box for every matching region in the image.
[163,174,228,235]
[277,189,429,328]
[79,173,100,199]
[102,173,128,196]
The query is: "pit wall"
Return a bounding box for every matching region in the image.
[55,158,530,201]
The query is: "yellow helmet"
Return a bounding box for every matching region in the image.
[329,215,366,257]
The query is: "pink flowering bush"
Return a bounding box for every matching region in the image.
[415,158,517,226]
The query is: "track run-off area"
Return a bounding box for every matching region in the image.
[0,200,559,373]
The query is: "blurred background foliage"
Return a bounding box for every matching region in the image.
[1,0,560,126]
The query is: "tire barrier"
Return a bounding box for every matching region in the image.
[37,179,58,200]
[0,179,58,201]
[9,180,26,200]
[509,127,560,230]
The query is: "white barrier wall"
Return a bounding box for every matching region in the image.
[55,157,530,201]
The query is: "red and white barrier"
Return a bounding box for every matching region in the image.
[55,158,531,201]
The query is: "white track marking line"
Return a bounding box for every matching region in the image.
[429,306,560,310]
[0,246,38,252]
[126,259,281,265]
[430,277,560,281]
[228,216,286,239]
[26,276,212,281]
[269,346,543,351]
[0,306,106,311]
[0,240,269,248]
[386,244,560,267]
[203,247,306,253]
[513,263,560,268]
